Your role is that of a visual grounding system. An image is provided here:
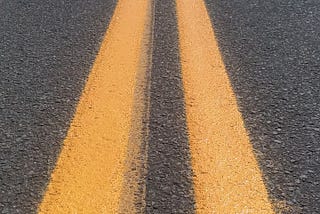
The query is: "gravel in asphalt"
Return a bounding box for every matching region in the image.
[0,0,117,212]
[205,0,320,213]
[2,0,320,212]
[145,0,195,213]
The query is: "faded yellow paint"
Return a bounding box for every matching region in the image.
[176,0,274,213]
[38,0,150,213]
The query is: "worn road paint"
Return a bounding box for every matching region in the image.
[118,0,154,212]
[176,0,274,213]
[38,0,150,213]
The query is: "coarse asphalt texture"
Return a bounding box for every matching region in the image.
[0,0,117,212]
[145,0,195,213]
[1,0,320,213]
[204,0,320,213]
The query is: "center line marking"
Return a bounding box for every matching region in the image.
[176,0,274,213]
[38,0,150,212]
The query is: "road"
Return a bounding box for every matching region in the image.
[0,0,319,213]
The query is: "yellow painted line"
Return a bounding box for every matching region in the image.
[38,0,151,213]
[118,0,154,212]
[176,0,274,213]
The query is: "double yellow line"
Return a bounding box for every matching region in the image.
[39,0,274,213]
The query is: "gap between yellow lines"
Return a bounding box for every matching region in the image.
[176,0,274,213]
[38,0,150,213]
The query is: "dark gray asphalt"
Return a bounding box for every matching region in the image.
[205,0,320,213]
[0,0,117,213]
[145,0,195,213]
[2,0,320,213]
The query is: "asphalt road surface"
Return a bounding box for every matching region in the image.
[145,0,194,213]
[0,0,319,213]
[205,0,320,212]
[0,0,117,213]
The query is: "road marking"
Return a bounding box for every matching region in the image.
[38,0,150,212]
[176,0,274,213]
[118,0,154,212]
